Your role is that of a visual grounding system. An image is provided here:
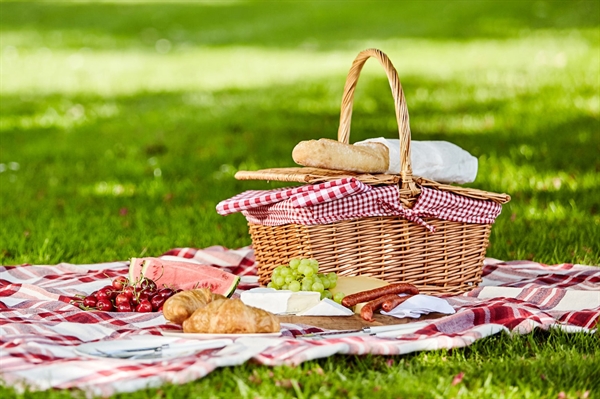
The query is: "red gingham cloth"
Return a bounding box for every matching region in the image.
[225,180,503,232]
[1,247,598,396]
[216,178,371,215]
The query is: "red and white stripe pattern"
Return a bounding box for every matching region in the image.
[216,178,371,215]
[242,185,400,226]
[236,181,502,231]
[1,247,598,396]
[411,187,502,225]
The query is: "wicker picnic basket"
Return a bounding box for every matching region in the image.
[234,48,510,295]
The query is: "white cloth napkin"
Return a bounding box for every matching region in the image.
[355,138,478,184]
[380,294,456,319]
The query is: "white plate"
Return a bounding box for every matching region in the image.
[73,337,232,361]
[161,330,282,339]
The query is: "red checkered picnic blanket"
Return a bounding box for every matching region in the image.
[217,179,503,232]
[1,246,598,396]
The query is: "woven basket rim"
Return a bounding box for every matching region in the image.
[234,167,511,204]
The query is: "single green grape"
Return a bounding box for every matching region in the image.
[289,258,301,269]
[280,267,291,277]
[288,280,301,292]
[333,292,345,304]
[312,281,325,293]
[326,272,337,282]
[323,290,333,300]
[304,268,315,277]
[274,276,285,287]
[322,278,331,289]
[329,280,337,289]
[302,276,314,286]
[285,275,295,284]
[297,265,307,276]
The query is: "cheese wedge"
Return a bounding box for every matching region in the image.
[329,276,390,314]
[240,288,320,315]
[296,298,354,316]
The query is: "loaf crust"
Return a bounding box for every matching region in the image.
[292,138,389,173]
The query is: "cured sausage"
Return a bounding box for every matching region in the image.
[360,294,399,322]
[341,283,419,308]
[381,295,412,312]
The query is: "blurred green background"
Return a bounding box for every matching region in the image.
[1,0,599,266]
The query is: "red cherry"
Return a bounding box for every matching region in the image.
[96,290,110,301]
[101,285,114,293]
[123,285,136,299]
[150,295,166,311]
[137,291,150,302]
[157,288,175,298]
[112,276,129,291]
[140,286,156,296]
[116,302,133,312]
[83,296,97,307]
[139,279,157,291]
[114,293,131,306]
[135,299,153,313]
[96,299,114,312]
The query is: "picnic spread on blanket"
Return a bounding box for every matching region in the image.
[1,248,599,396]
[2,48,598,396]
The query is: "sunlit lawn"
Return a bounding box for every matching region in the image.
[1,1,599,398]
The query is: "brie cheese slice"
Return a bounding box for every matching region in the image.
[240,288,320,315]
[296,298,354,316]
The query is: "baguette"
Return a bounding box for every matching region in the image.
[292,138,389,173]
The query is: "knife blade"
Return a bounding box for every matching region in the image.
[297,322,431,339]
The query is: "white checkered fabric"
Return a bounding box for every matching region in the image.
[216,178,371,215]
[218,179,503,231]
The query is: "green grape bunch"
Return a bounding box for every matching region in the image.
[267,258,345,304]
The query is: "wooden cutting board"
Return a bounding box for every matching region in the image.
[277,312,445,330]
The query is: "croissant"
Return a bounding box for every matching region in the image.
[182,298,280,334]
[163,288,226,325]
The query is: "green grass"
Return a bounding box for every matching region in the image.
[3,329,599,399]
[1,0,599,398]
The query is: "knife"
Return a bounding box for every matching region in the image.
[92,339,233,359]
[297,321,431,339]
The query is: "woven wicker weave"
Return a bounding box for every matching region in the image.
[236,48,510,295]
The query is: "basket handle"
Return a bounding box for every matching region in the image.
[337,48,417,194]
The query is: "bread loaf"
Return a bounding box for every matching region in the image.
[292,138,389,173]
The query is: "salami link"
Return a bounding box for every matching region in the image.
[341,283,419,308]
[381,294,413,312]
[360,294,400,322]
